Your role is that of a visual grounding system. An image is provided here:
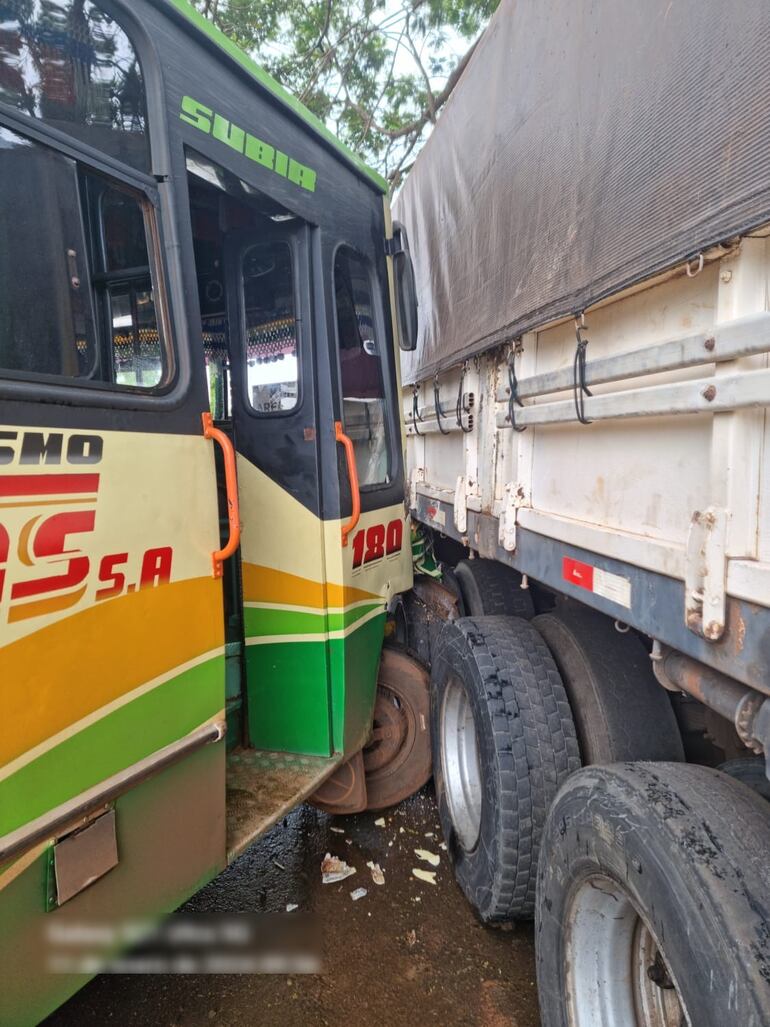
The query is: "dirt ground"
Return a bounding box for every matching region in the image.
[44,786,540,1027]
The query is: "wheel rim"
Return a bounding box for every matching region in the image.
[440,674,482,850]
[363,683,414,778]
[565,874,691,1027]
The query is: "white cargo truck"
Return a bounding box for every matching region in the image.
[393,0,770,1023]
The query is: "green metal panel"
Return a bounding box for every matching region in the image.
[245,640,332,755]
[331,613,386,754]
[243,603,386,756]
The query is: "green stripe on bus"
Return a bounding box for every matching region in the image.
[243,602,382,639]
[0,656,223,837]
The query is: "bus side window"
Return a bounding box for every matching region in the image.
[0,124,97,379]
[0,0,150,173]
[83,177,164,388]
[242,242,299,413]
[333,247,391,487]
[0,122,167,390]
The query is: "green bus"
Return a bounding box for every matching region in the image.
[0,2,424,1022]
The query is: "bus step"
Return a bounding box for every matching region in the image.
[225,748,343,862]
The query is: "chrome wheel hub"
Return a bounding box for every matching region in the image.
[440,674,482,850]
[565,874,690,1027]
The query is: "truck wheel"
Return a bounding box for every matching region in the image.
[533,606,684,762]
[431,616,580,921]
[439,563,466,617]
[454,558,535,619]
[537,762,770,1027]
[718,756,770,800]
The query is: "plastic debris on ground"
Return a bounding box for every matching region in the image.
[330,826,345,834]
[412,868,437,885]
[374,817,386,827]
[321,853,356,884]
[350,887,368,901]
[285,903,298,912]
[367,861,385,885]
[414,848,440,867]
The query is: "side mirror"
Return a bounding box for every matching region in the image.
[390,222,418,351]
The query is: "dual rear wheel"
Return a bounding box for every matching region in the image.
[430,562,770,1024]
[432,615,580,920]
[431,588,683,922]
[538,762,770,1027]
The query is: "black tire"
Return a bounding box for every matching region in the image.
[439,563,466,617]
[431,616,580,921]
[537,762,770,1027]
[533,606,684,763]
[454,558,535,619]
[718,756,770,800]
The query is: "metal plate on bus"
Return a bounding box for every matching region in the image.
[54,809,118,906]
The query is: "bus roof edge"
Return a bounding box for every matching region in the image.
[163,0,389,195]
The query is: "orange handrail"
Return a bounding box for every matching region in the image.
[202,412,241,578]
[335,420,361,547]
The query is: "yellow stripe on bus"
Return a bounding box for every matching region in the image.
[0,575,223,767]
[241,563,377,610]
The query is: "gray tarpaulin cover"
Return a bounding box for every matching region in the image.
[395,0,770,384]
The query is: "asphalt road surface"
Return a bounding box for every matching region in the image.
[45,786,540,1027]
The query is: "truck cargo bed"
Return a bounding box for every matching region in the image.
[403,240,770,690]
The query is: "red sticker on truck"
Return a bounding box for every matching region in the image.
[562,557,594,591]
[562,557,631,609]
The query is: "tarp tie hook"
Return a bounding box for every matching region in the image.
[573,313,593,425]
[412,382,423,436]
[433,374,451,434]
[507,340,527,433]
[685,252,704,277]
[456,361,473,433]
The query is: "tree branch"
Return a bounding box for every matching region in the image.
[405,19,436,123]
[358,21,409,145]
[344,34,480,141]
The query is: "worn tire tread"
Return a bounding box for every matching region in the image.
[432,615,580,920]
[537,762,770,1026]
[533,606,684,762]
[454,559,535,620]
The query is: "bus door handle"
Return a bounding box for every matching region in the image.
[335,420,360,547]
[202,412,241,578]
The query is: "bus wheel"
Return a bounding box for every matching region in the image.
[454,559,535,619]
[363,647,432,810]
[537,762,770,1027]
[533,605,684,762]
[431,616,580,921]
